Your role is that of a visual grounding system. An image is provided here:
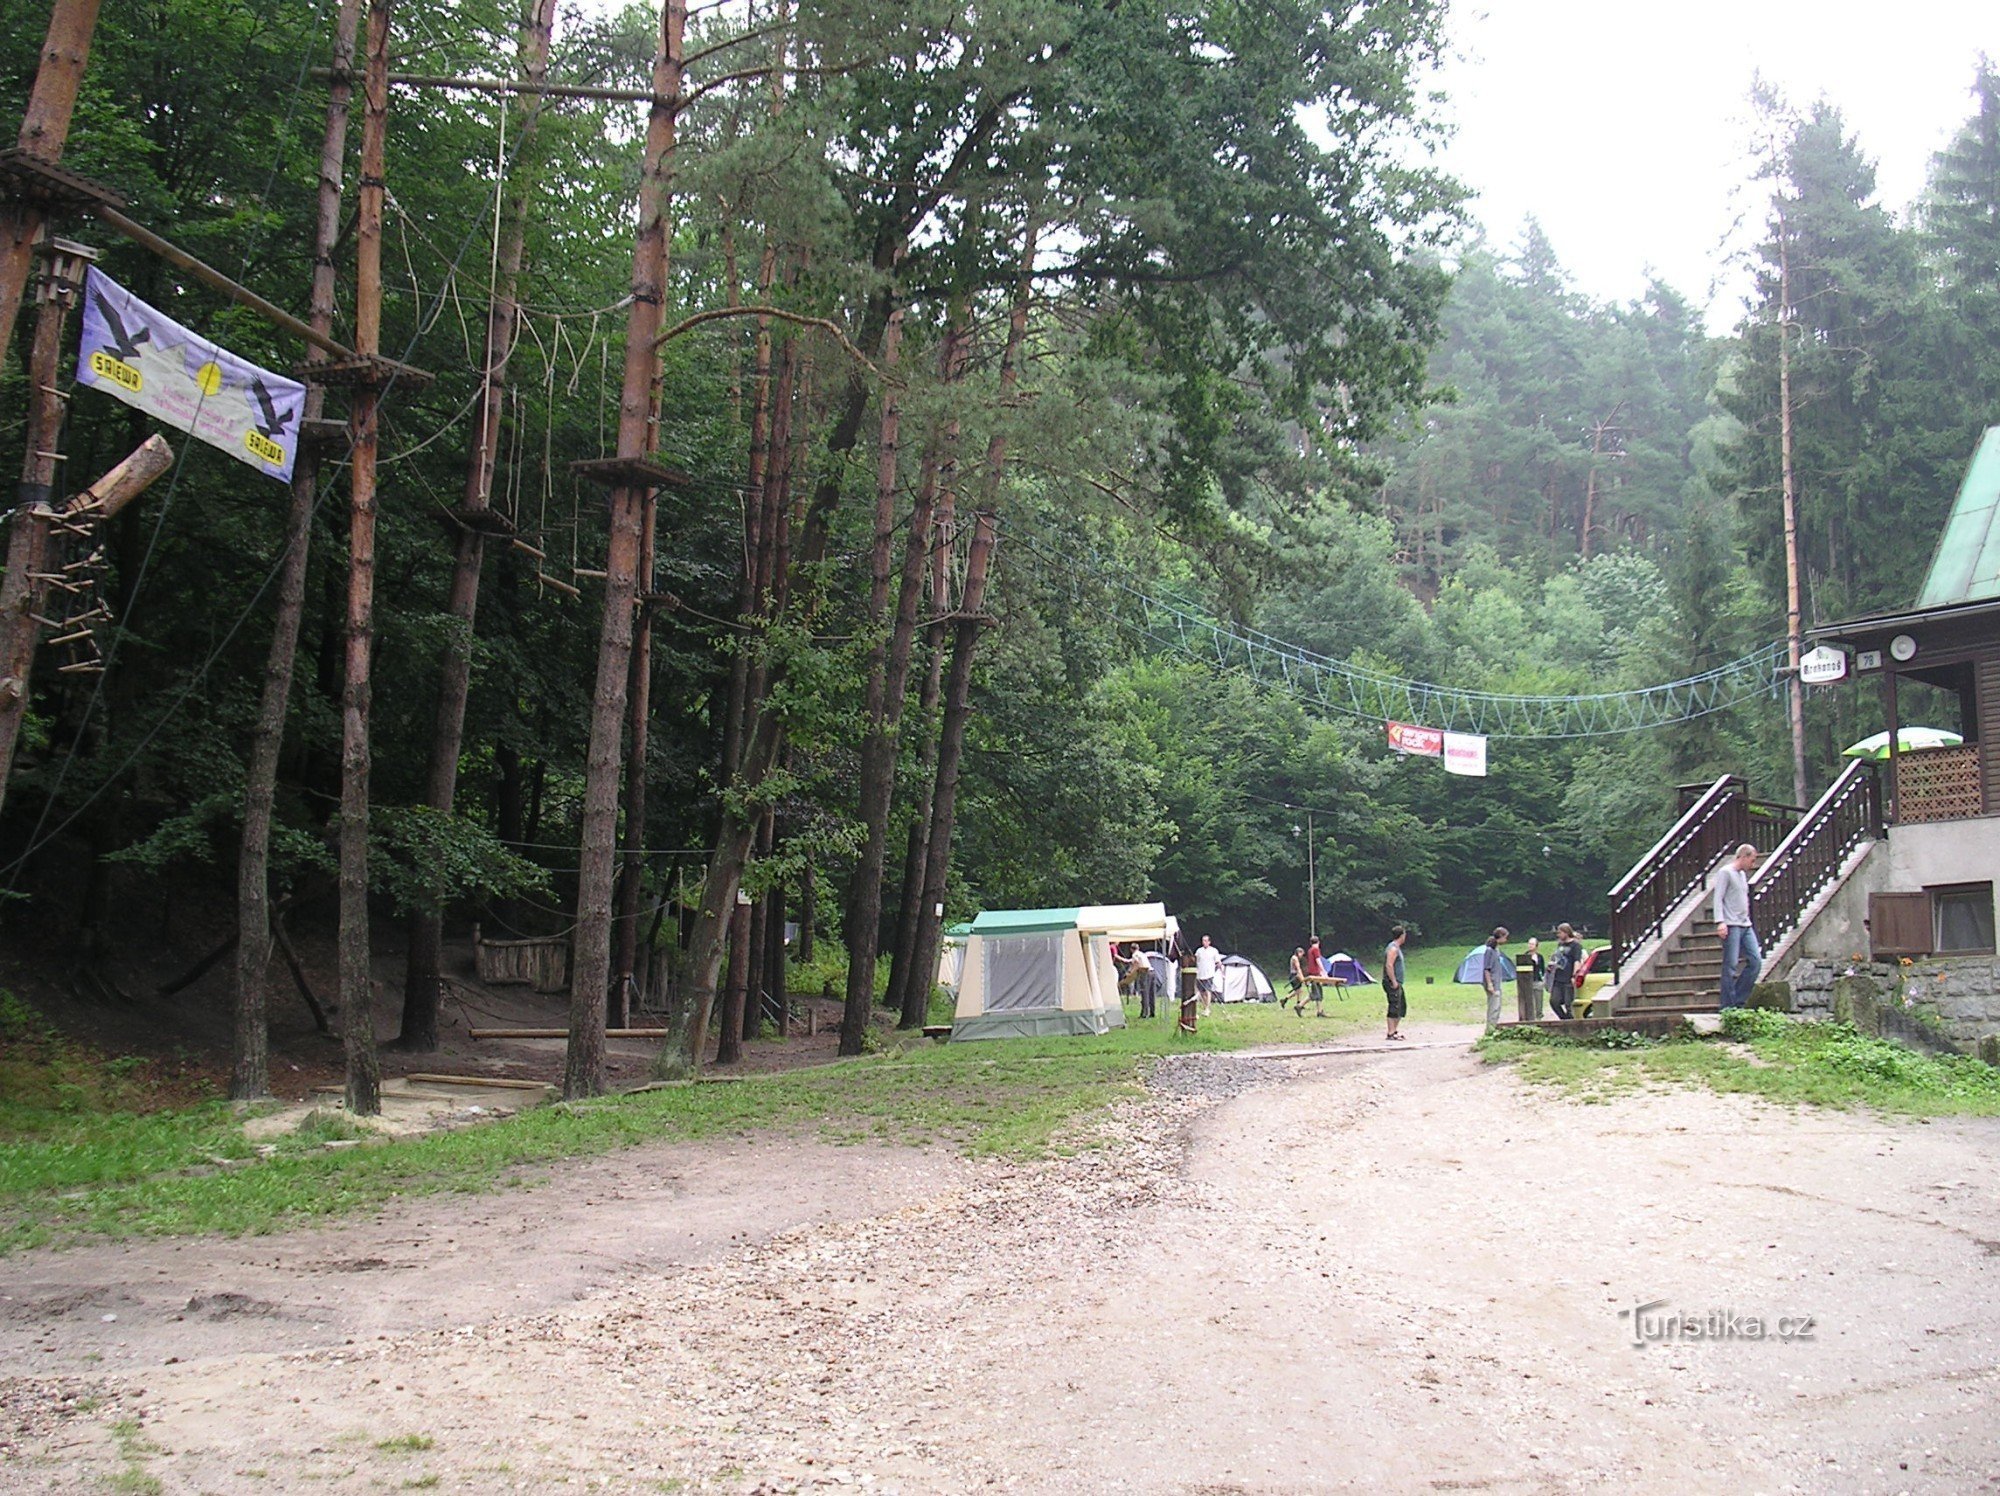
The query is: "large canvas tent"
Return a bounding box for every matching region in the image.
[950,902,1174,1041]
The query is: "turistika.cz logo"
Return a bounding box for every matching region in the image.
[1617,1299,1816,1348]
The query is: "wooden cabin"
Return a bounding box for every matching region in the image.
[1804,424,2000,960]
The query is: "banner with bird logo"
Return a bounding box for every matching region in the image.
[75,267,307,483]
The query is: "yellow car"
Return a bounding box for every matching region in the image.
[1571,947,1614,1017]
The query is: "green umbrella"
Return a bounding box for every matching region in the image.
[1841,726,1963,760]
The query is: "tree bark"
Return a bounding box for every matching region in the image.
[837,262,907,1055]
[902,512,998,1033]
[565,0,684,1101]
[232,0,351,1098]
[610,500,659,1029]
[0,0,103,360]
[399,0,557,1053]
[338,0,394,1117]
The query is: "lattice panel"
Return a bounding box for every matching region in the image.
[1896,745,1983,823]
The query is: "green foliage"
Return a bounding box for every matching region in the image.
[367,807,553,917]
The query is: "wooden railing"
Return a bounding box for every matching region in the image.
[1751,758,1882,952]
[1893,744,1983,824]
[1607,776,1801,972]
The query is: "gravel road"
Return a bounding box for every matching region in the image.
[5,1025,1998,1493]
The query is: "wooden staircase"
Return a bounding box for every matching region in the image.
[1602,760,1883,1019]
[1616,917,1724,1014]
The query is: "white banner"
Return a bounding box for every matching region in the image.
[75,267,306,483]
[1442,730,1488,777]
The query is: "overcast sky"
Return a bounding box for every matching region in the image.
[1429,2,1999,329]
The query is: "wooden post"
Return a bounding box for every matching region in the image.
[399,0,558,1052]
[566,0,684,1101]
[232,0,363,1103]
[337,0,394,1118]
[0,0,104,360]
[1776,216,1809,809]
[0,236,98,818]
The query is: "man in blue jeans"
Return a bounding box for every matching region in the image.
[1711,842,1762,1008]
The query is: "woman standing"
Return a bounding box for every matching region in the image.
[1548,923,1584,1021]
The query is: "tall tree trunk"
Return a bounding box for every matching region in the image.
[837,261,907,1054]
[398,0,557,1052]
[902,513,997,1032]
[0,0,103,359]
[885,320,971,1025]
[766,870,788,1036]
[564,0,685,1101]
[610,498,658,1028]
[886,474,958,1025]
[231,0,362,1100]
[338,0,394,1117]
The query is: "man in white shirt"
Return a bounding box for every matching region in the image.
[1193,935,1222,1017]
[1712,842,1761,1009]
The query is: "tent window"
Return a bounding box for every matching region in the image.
[985,933,1062,1011]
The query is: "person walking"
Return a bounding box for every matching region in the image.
[1287,946,1307,1013]
[1548,923,1584,1020]
[1712,842,1762,1009]
[1516,935,1547,1022]
[1193,934,1222,1018]
[1481,926,1509,1029]
[1383,924,1409,1040]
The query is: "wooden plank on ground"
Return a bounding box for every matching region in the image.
[468,1027,668,1039]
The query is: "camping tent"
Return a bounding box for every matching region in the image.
[937,921,974,993]
[1217,954,1275,1002]
[1453,945,1518,984]
[1325,952,1371,984]
[951,901,1179,1039]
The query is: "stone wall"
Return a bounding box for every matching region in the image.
[1769,953,2000,1063]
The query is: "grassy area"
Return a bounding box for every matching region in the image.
[0,991,1302,1255]
[1249,934,1489,1033]
[1477,1007,2000,1117]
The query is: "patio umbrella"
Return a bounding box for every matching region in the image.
[1841,726,1964,760]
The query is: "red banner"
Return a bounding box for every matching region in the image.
[1386,721,1443,757]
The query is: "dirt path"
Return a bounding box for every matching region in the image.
[6,1024,1999,1493]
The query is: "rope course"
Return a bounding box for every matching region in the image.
[1013,527,1789,741]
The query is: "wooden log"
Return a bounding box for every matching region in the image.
[404,1072,555,1090]
[468,1026,667,1039]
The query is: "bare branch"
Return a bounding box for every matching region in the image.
[654,303,891,380]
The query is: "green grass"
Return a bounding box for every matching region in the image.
[1477,1007,2000,1116]
[375,1434,436,1454]
[1249,933,1490,1034]
[0,990,1279,1254]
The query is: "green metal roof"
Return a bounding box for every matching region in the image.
[1917,425,2000,608]
[968,906,1082,935]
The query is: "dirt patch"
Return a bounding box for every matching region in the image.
[4,1027,1999,1493]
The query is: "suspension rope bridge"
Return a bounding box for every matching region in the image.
[1013,528,1789,740]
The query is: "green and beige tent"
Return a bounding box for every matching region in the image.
[949,902,1174,1041]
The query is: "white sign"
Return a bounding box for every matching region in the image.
[1799,645,1848,684]
[1442,731,1488,777]
[76,267,306,482]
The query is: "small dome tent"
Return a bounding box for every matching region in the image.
[1217,953,1275,1002]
